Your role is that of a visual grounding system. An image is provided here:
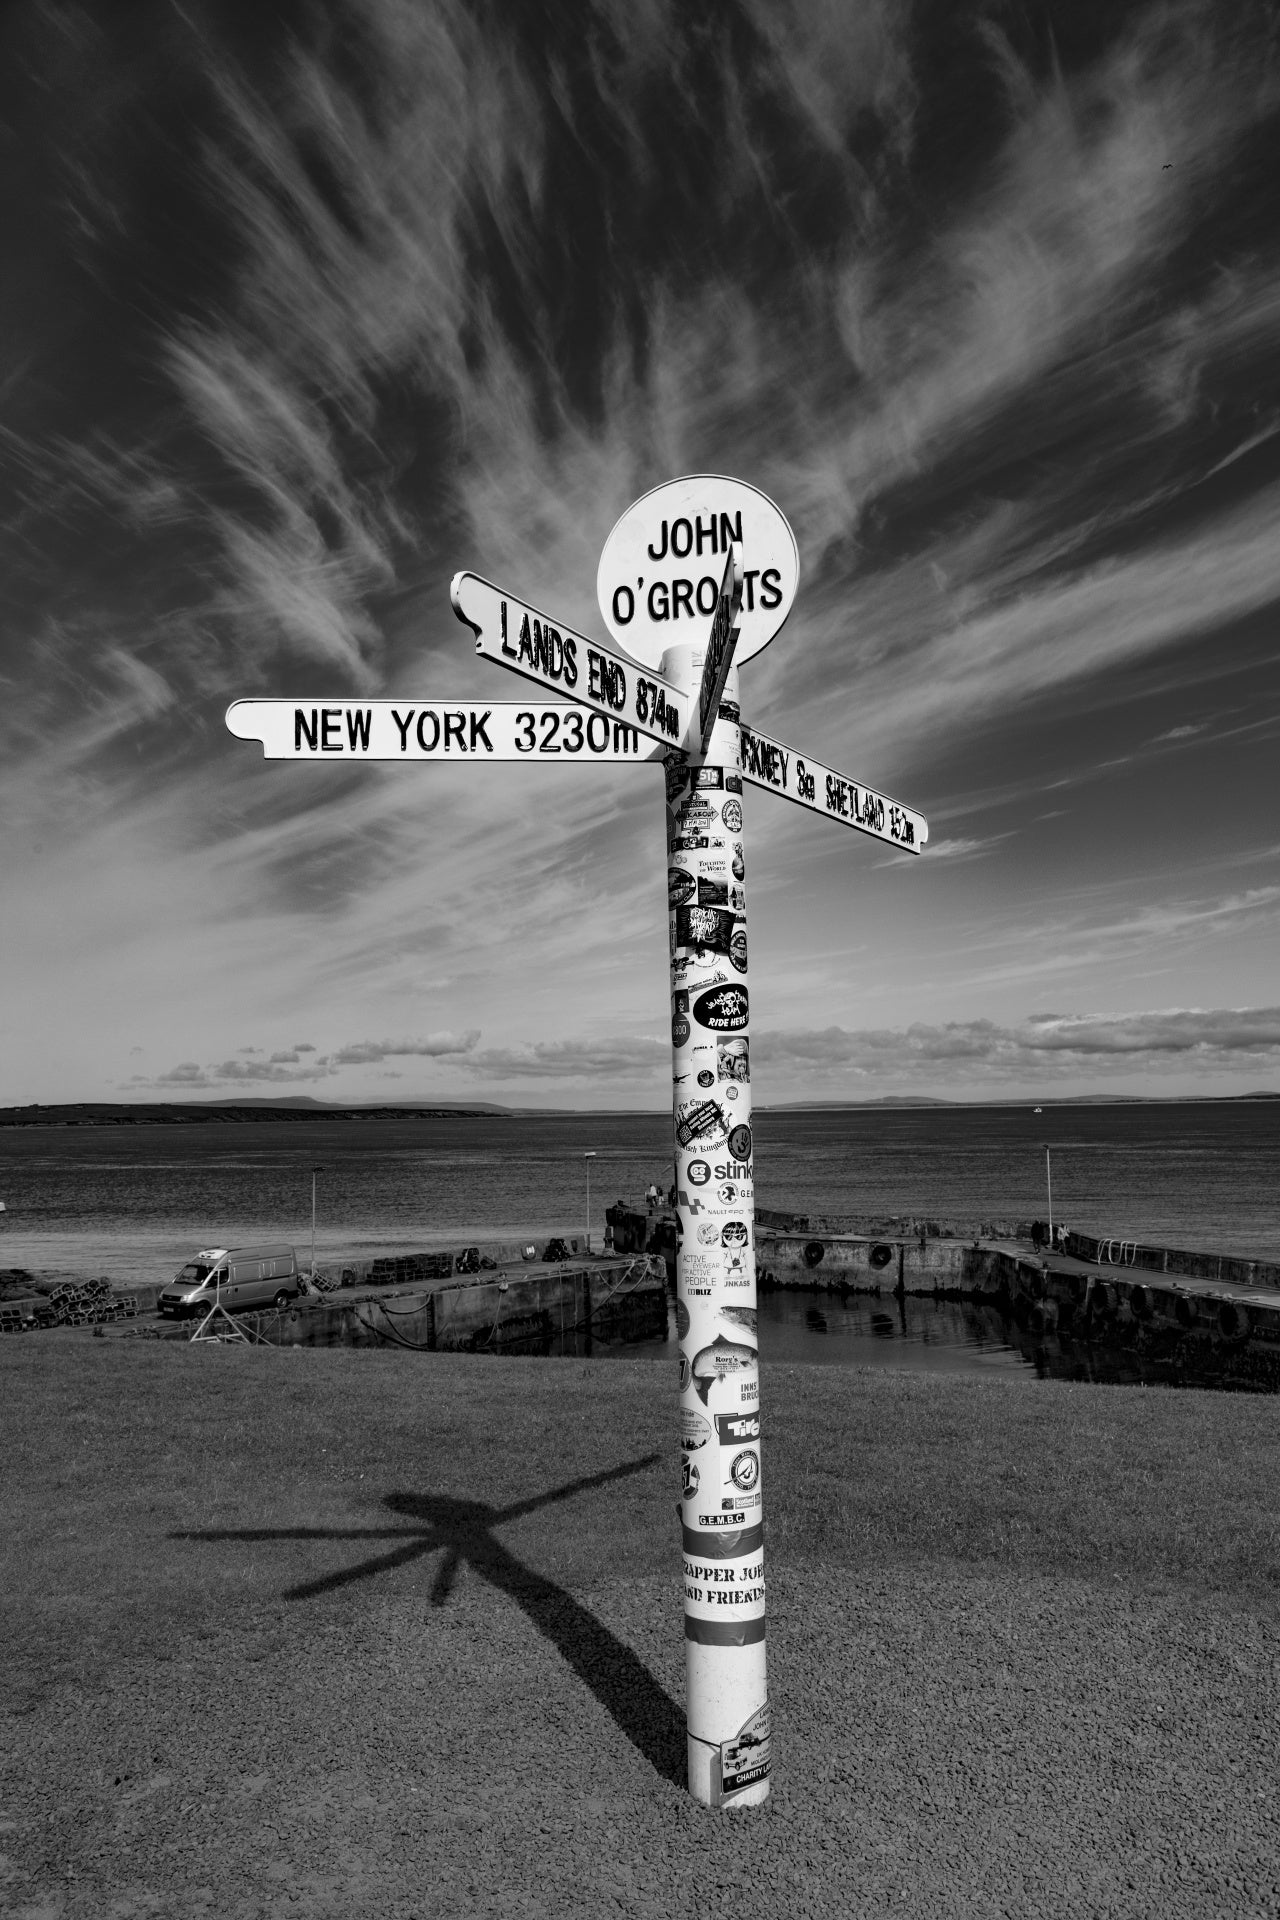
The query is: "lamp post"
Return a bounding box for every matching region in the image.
[583,1152,596,1254]
[311,1164,323,1279]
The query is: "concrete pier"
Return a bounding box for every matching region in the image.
[171,1254,667,1352]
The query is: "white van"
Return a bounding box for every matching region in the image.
[158,1245,299,1318]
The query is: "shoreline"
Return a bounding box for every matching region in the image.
[3,1090,1278,1125]
[5,1207,1280,1292]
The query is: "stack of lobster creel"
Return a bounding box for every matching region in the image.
[30,1280,139,1330]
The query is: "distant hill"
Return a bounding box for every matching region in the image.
[3,1090,1275,1129]
[758,1091,1280,1111]
[0,1101,515,1128]
[760,1096,958,1109]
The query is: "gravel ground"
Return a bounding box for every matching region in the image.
[3,1348,1279,1918]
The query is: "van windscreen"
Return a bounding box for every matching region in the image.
[176,1263,214,1284]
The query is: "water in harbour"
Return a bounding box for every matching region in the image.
[516,1286,1280,1393]
[596,1289,1031,1379]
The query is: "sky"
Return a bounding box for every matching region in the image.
[2,0,1279,1109]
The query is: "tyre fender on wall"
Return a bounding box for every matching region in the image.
[1218,1300,1251,1340]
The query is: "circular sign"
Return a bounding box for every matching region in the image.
[731,1449,760,1491]
[597,474,799,669]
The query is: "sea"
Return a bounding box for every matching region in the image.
[2,1101,1277,1383]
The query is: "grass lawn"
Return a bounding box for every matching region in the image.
[3,1341,1279,1918]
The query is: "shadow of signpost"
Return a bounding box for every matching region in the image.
[174,1451,685,1787]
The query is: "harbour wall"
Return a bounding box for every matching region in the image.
[757,1232,972,1295]
[1063,1230,1280,1291]
[171,1256,668,1353]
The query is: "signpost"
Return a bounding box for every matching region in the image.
[226,699,662,762]
[738,721,927,851]
[696,544,743,751]
[226,471,928,1812]
[595,473,798,667]
[450,574,688,751]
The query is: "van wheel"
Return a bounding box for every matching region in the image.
[274,1290,291,1310]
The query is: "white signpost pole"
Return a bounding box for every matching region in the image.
[229,471,928,1814]
[664,549,768,1807]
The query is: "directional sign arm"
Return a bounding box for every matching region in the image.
[697,541,743,752]
[450,572,688,754]
[737,721,928,853]
[225,700,663,762]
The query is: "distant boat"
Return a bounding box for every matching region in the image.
[1033,1107,1042,1114]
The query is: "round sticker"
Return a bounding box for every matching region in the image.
[730,1450,759,1492]
[672,1016,690,1047]
[681,1405,710,1450]
[676,1299,691,1339]
[686,1159,711,1186]
[596,474,799,668]
[722,799,743,832]
[681,1459,700,1499]
[722,1220,749,1248]
[732,845,745,880]
[697,1069,714,1088]
[679,1351,691,1391]
[697,1223,720,1245]
[727,1124,753,1161]
[668,868,696,909]
[718,1183,739,1203]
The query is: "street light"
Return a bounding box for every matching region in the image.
[583,1152,597,1254]
[311,1165,324,1279]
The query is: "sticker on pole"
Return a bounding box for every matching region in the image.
[597,475,798,669]
[720,1702,771,1799]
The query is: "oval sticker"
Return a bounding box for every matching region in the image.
[597,474,799,669]
[693,985,749,1033]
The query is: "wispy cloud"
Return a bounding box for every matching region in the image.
[329,1032,480,1065]
[463,1036,669,1082]
[873,833,1011,868]
[5,1,1278,1107]
[135,1030,481,1088]
[754,1004,1280,1090]
[145,1058,334,1090]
